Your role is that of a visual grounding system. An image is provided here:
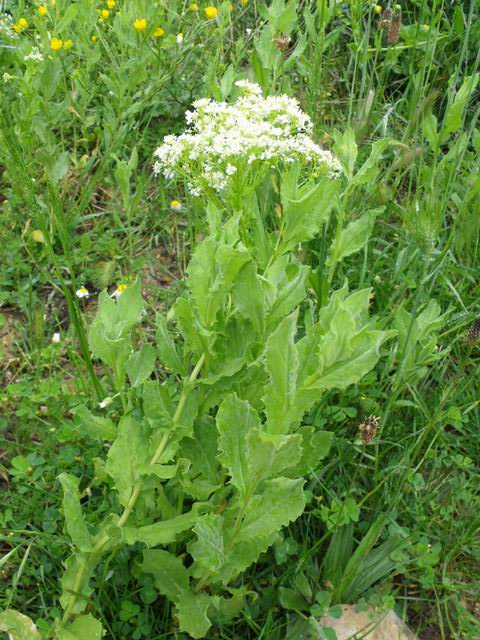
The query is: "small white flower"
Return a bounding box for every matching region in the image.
[3,72,12,83]
[99,397,113,409]
[51,332,61,344]
[24,46,44,62]
[112,284,128,299]
[170,199,182,211]
[176,32,184,44]
[75,286,90,299]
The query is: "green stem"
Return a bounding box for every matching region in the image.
[60,353,205,628]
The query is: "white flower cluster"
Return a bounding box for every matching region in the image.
[24,46,44,63]
[153,80,341,195]
[0,12,17,39]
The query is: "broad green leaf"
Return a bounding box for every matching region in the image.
[105,416,149,507]
[141,549,189,600]
[187,238,249,327]
[57,3,79,31]
[124,509,201,546]
[422,112,439,151]
[232,261,265,336]
[0,610,42,639]
[280,174,339,253]
[176,591,213,639]
[174,297,214,355]
[238,477,306,541]
[60,553,96,615]
[286,427,333,476]
[216,394,261,496]
[181,418,221,486]
[142,380,173,427]
[115,279,144,335]
[126,343,156,388]
[267,261,309,328]
[57,614,104,640]
[332,126,358,180]
[58,474,94,552]
[264,313,299,435]
[190,513,225,573]
[155,313,185,374]
[70,405,116,441]
[326,208,382,267]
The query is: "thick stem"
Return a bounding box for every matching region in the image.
[60,353,205,628]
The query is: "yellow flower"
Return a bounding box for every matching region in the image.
[374,4,382,13]
[37,5,48,17]
[170,199,182,211]
[112,284,128,299]
[107,0,116,7]
[18,17,28,28]
[91,34,97,41]
[133,17,147,32]
[50,37,63,50]
[63,39,73,50]
[75,286,90,299]
[31,229,45,243]
[101,9,110,19]
[190,2,198,9]
[12,23,21,33]
[153,26,165,37]
[240,0,249,4]
[204,6,218,19]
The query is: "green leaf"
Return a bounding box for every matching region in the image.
[58,474,94,552]
[238,477,305,540]
[70,405,117,441]
[286,427,333,476]
[264,313,299,435]
[441,73,479,143]
[232,261,265,336]
[126,343,156,388]
[280,173,339,253]
[216,394,261,496]
[176,592,213,639]
[350,139,393,187]
[0,610,42,639]
[124,509,202,546]
[60,553,96,615]
[332,126,358,180]
[142,549,189,600]
[267,260,309,328]
[58,614,104,640]
[181,418,221,486]
[187,238,250,327]
[326,208,382,267]
[190,513,225,573]
[155,313,185,374]
[105,416,149,507]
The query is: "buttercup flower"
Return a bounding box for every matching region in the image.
[170,200,182,211]
[153,27,165,37]
[107,0,116,7]
[190,3,199,9]
[204,6,218,19]
[63,39,73,50]
[154,80,341,196]
[18,17,28,29]
[75,286,90,299]
[133,18,147,32]
[240,0,249,5]
[374,4,382,13]
[50,37,63,50]
[91,34,97,41]
[37,6,48,17]
[100,9,110,19]
[176,32,184,44]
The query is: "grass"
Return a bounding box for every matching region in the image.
[1,0,479,638]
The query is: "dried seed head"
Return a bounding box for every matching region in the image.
[358,415,380,445]
[465,319,480,346]
[387,12,401,45]
[275,33,291,52]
